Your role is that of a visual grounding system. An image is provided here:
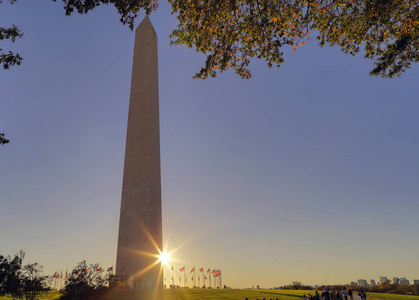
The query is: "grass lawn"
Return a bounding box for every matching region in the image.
[102,288,310,299]
[366,293,419,300]
[0,291,61,300]
[1,290,419,300]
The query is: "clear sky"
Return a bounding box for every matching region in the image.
[1,0,419,289]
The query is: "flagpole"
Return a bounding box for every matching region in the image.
[184,266,185,288]
[220,270,222,289]
[209,268,211,288]
[172,264,174,288]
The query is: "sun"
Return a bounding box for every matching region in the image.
[157,250,171,266]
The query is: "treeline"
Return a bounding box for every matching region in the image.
[60,260,109,300]
[349,280,419,296]
[281,281,419,296]
[355,281,419,296]
[280,281,313,290]
[0,251,49,300]
[0,251,109,300]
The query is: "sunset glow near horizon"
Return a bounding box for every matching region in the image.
[1,0,419,289]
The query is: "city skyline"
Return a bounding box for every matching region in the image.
[1,0,419,288]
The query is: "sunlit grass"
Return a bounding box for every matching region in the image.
[1,290,419,300]
[0,291,61,300]
[366,293,419,300]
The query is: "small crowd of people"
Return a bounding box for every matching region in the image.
[243,287,367,300]
[303,287,367,300]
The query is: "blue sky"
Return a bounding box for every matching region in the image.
[1,0,419,288]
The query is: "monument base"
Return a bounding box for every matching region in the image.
[109,275,129,289]
[110,275,163,289]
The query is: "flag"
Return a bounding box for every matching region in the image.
[96,268,101,272]
[179,267,185,272]
[171,266,174,271]
[190,267,195,273]
[206,268,210,273]
[86,268,91,272]
[212,269,216,274]
[64,271,68,280]
[60,271,63,279]
[199,268,203,272]
[191,277,193,281]
[204,276,207,280]
[107,267,113,272]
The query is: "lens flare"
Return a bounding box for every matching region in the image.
[157,250,171,266]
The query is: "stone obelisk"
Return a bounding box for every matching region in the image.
[115,15,162,289]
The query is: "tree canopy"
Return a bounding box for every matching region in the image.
[1,0,419,78]
[0,252,49,300]
[0,0,23,69]
[0,251,24,297]
[0,133,10,145]
[55,0,419,79]
[61,261,109,300]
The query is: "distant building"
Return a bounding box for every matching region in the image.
[400,278,410,285]
[393,277,400,285]
[350,282,358,286]
[413,280,419,285]
[380,277,388,283]
[358,280,368,287]
[370,279,376,286]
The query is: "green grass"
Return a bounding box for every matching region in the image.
[1,290,419,300]
[102,288,309,300]
[0,291,61,300]
[367,293,419,300]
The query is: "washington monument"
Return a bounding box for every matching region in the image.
[115,15,162,288]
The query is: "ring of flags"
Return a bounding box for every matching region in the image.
[167,266,222,289]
